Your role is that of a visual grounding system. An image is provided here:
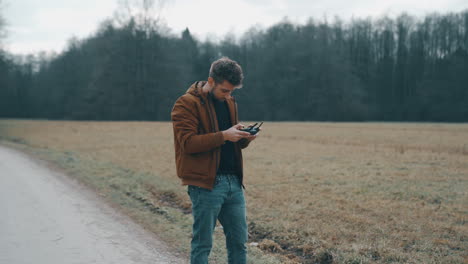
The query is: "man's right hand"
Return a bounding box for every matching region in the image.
[222,124,252,142]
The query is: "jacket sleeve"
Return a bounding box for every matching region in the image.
[171,96,225,154]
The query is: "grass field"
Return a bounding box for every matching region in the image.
[0,119,466,263]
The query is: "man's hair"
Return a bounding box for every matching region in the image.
[209,57,244,88]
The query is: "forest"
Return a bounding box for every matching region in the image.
[1,5,467,121]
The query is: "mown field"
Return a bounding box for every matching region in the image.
[0,120,466,263]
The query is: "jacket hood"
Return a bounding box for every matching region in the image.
[186,81,208,98]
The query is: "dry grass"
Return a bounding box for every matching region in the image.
[0,119,467,263]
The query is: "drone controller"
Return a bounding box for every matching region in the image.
[239,122,263,135]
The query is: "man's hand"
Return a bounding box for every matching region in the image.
[243,123,261,142]
[222,124,254,142]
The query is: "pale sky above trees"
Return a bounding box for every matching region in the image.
[3,0,468,54]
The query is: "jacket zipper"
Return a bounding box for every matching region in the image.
[231,96,245,189]
[233,96,238,124]
[204,90,220,183]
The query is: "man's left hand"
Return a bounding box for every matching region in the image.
[244,125,261,142]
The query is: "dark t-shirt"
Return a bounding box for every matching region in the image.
[211,94,237,174]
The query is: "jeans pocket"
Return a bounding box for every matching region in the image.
[188,185,200,203]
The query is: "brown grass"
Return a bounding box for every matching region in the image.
[0,119,467,263]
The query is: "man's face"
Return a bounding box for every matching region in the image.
[212,80,236,101]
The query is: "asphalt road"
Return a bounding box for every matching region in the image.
[0,145,185,264]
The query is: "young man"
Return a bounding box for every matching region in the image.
[171,57,258,263]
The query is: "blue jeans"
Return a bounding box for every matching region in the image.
[187,174,247,264]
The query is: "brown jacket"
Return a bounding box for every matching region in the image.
[171,81,251,190]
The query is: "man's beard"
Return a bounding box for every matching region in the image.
[212,86,226,101]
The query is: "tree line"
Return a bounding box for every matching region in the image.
[1,8,467,121]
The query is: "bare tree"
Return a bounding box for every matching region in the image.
[113,0,167,35]
[0,0,7,47]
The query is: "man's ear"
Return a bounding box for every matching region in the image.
[207,77,215,87]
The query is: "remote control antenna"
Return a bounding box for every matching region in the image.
[256,122,263,129]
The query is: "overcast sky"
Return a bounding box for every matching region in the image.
[3,0,468,55]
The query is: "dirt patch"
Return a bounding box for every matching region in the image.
[146,184,192,214]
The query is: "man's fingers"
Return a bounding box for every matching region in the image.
[234,129,250,137]
[240,131,251,136]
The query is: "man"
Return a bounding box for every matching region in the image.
[171,57,258,264]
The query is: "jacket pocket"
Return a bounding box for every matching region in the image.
[181,151,212,178]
